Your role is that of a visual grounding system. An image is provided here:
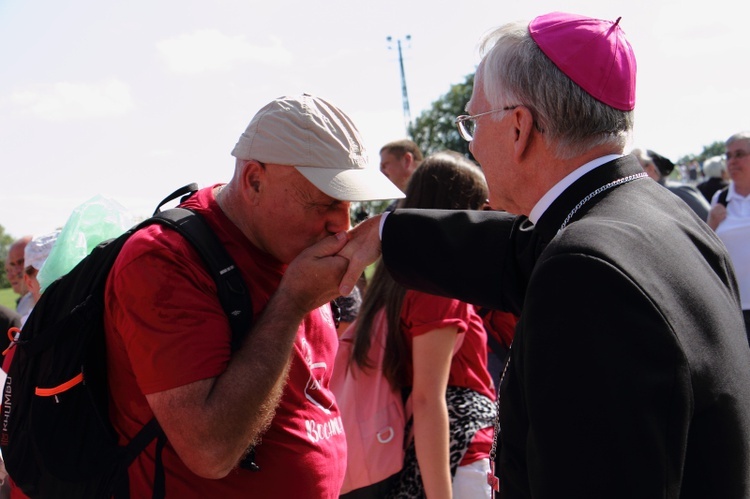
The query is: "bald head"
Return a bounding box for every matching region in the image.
[5,236,32,295]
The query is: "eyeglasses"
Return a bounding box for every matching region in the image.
[725,150,750,161]
[455,106,519,142]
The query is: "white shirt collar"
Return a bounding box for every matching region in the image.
[528,154,623,224]
[728,182,750,202]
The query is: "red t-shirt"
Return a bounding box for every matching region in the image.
[483,309,517,350]
[400,290,495,464]
[103,185,346,497]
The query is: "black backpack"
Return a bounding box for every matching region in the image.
[0,184,254,498]
[717,186,730,207]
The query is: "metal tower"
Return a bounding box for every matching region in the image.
[387,35,412,133]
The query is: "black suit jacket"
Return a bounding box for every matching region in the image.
[696,177,729,203]
[381,156,750,498]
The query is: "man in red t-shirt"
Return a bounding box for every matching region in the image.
[103,94,404,498]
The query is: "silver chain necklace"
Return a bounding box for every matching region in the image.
[487,171,648,489]
[558,172,647,232]
[487,346,510,491]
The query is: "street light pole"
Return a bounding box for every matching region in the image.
[387,35,412,134]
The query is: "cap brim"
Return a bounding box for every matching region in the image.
[295,166,405,202]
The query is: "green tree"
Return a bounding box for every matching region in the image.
[678,141,725,165]
[349,200,391,225]
[351,73,476,222]
[408,72,475,159]
[0,224,15,288]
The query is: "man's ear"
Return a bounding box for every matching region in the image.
[240,160,266,198]
[404,152,416,172]
[511,106,535,161]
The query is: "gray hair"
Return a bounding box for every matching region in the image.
[478,20,634,159]
[702,155,726,179]
[727,131,750,147]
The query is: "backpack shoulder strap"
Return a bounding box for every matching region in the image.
[718,186,730,207]
[150,207,253,350]
[120,207,255,497]
[152,183,200,215]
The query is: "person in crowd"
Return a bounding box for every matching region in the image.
[337,12,750,498]
[696,154,729,202]
[379,139,423,193]
[334,286,362,337]
[102,93,403,497]
[379,139,423,211]
[3,237,32,318]
[341,152,496,498]
[686,159,699,182]
[631,148,711,220]
[20,230,60,323]
[707,131,750,342]
[353,205,370,224]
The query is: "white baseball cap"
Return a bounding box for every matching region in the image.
[231,94,405,202]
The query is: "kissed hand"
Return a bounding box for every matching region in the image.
[336,214,383,296]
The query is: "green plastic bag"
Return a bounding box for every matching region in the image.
[37,195,135,292]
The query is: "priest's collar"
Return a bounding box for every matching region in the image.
[528,154,623,225]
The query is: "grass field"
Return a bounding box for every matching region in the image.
[0,288,17,310]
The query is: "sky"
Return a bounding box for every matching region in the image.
[1,0,748,239]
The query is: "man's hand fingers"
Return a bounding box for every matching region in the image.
[339,266,361,296]
[336,215,384,295]
[305,231,348,259]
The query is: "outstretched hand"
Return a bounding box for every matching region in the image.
[336,214,384,296]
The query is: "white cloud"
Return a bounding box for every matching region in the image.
[157,29,293,74]
[11,79,134,121]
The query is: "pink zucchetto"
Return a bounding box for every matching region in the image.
[529,12,637,111]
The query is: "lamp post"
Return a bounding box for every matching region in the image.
[386,35,412,134]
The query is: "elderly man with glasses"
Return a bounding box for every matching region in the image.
[338,12,750,499]
[708,131,750,343]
